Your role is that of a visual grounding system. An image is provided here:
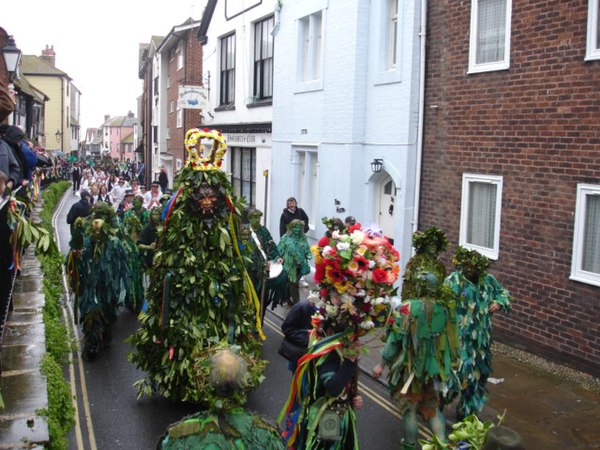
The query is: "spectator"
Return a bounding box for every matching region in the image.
[158,165,169,191]
[279,197,309,237]
[97,184,112,205]
[143,181,162,210]
[71,163,81,193]
[0,137,19,192]
[280,298,316,370]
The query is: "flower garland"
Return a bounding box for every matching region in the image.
[310,224,400,333]
[184,128,227,171]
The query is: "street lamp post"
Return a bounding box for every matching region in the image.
[2,36,22,82]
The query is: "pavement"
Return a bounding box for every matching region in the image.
[2,257,600,449]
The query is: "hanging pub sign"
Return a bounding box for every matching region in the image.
[178,85,209,110]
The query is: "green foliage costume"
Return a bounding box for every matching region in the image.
[128,128,265,404]
[74,215,130,360]
[444,247,512,418]
[376,271,459,450]
[158,347,283,449]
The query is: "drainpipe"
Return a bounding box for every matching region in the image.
[412,0,427,235]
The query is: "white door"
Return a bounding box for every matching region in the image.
[377,177,396,241]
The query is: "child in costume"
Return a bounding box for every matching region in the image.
[373,270,459,450]
[444,246,512,418]
[278,219,312,305]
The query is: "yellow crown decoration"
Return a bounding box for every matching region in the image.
[184,128,228,171]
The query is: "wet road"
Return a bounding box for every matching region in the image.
[54,191,406,450]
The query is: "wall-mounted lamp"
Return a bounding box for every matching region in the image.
[55,130,63,143]
[2,36,22,82]
[370,158,383,173]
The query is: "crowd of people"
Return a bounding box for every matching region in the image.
[57,128,519,448]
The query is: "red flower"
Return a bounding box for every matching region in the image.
[349,224,361,233]
[372,268,389,283]
[320,288,329,298]
[314,264,326,283]
[400,303,411,316]
[318,236,330,247]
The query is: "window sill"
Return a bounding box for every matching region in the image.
[247,99,273,108]
[467,61,510,74]
[570,273,600,288]
[215,104,236,112]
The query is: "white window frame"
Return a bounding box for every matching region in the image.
[586,0,600,60]
[292,146,319,233]
[177,40,184,70]
[468,0,512,74]
[176,106,183,128]
[459,173,503,260]
[374,0,403,86]
[296,10,324,93]
[570,184,600,286]
[386,0,399,70]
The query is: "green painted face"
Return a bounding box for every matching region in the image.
[248,214,262,230]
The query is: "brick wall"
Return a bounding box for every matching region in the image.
[166,28,203,171]
[421,0,600,376]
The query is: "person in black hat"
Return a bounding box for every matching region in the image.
[143,180,162,209]
[117,189,136,218]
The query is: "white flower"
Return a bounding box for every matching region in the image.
[307,290,320,302]
[360,320,375,330]
[336,242,351,251]
[332,230,342,240]
[323,245,335,256]
[350,230,365,245]
[368,260,376,269]
[364,296,372,303]
[374,297,385,305]
[325,304,339,316]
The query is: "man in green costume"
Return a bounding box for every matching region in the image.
[444,246,512,419]
[373,270,459,450]
[243,207,287,319]
[128,128,264,404]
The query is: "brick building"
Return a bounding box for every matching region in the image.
[420,0,600,375]
[138,19,203,187]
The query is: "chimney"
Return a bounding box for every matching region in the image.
[104,114,110,123]
[41,44,56,66]
[127,111,134,119]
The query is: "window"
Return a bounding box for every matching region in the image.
[586,0,600,60]
[294,147,319,233]
[468,0,512,73]
[176,107,183,128]
[169,100,174,113]
[177,40,184,70]
[386,0,399,69]
[253,15,275,100]
[571,184,600,286]
[459,174,503,259]
[220,33,236,105]
[231,147,256,206]
[298,11,323,83]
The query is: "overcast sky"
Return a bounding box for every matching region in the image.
[3,0,207,133]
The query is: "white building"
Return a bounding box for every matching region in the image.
[270,0,425,268]
[198,0,278,213]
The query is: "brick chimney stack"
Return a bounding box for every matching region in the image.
[127,111,134,119]
[41,44,56,66]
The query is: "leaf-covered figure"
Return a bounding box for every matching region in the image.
[128,128,265,405]
[443,246,512,419]
[157,346,281,449]
[75,213,130,361]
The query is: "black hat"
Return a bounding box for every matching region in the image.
[124,189,135,197]
[151,180,160,187]
[344,216,356,225]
